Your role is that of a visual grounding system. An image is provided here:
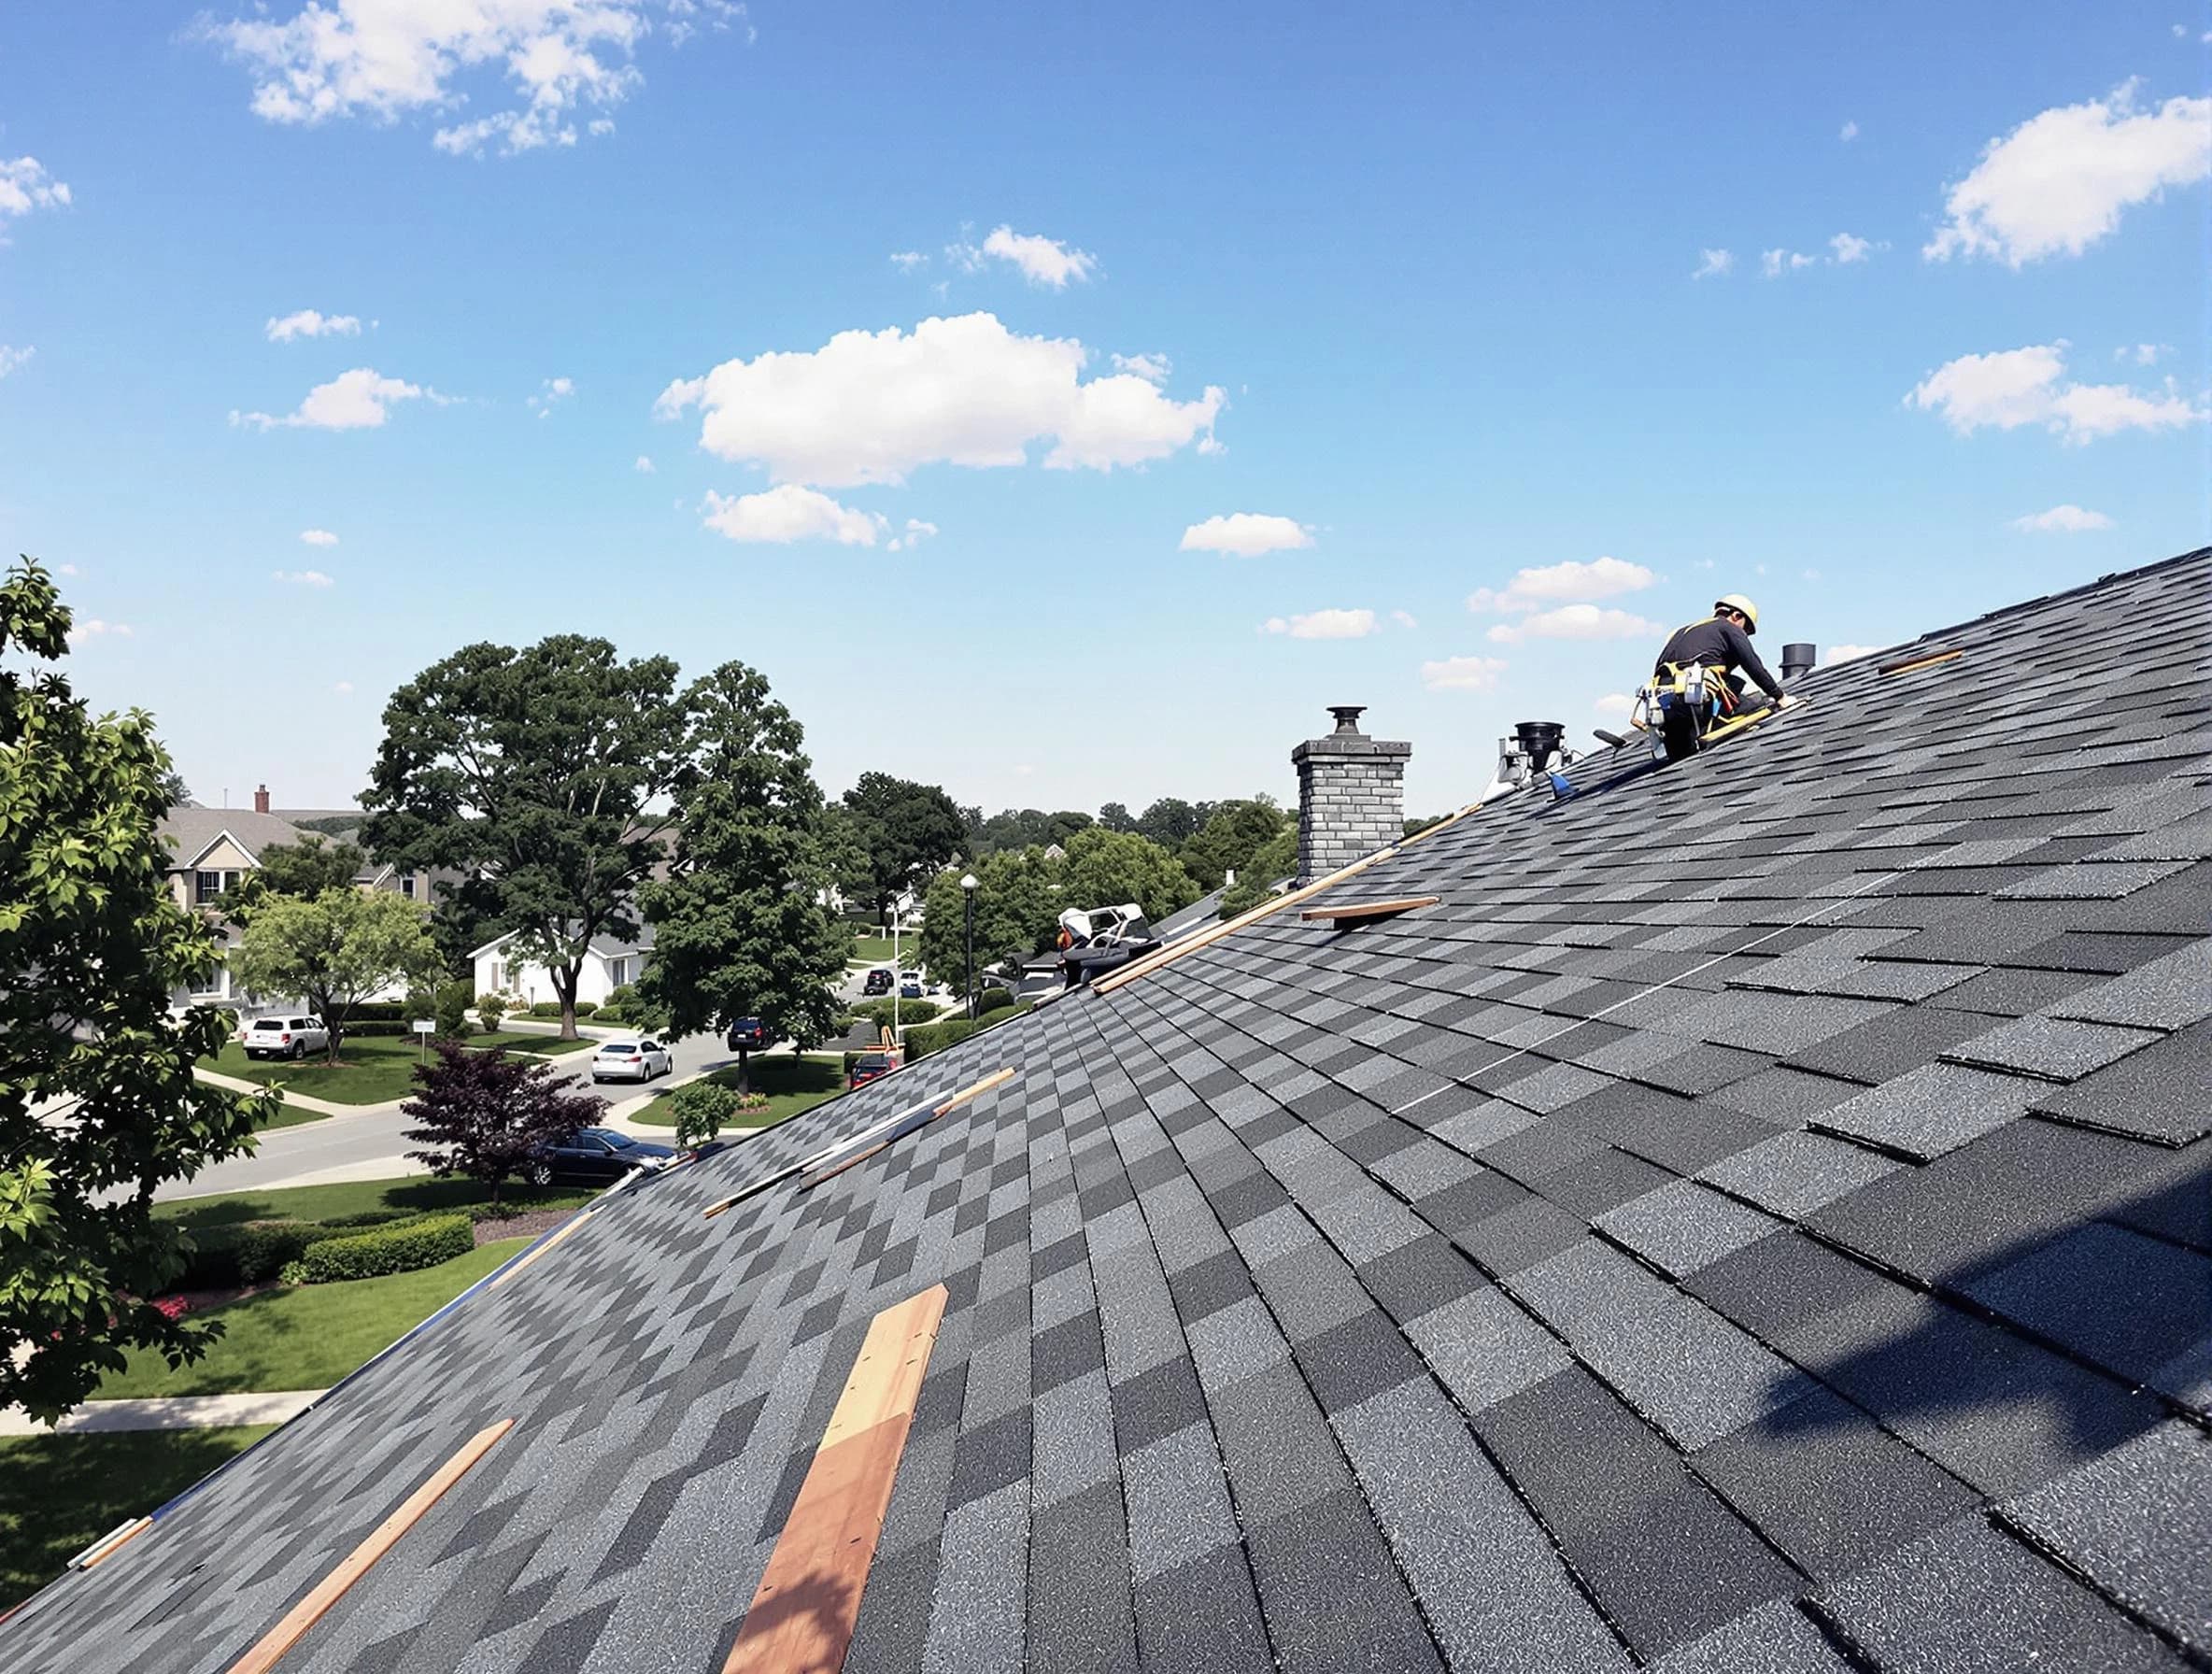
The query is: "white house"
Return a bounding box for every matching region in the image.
[470,925,654,1010]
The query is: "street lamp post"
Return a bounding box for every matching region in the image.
[960,872,980,1020]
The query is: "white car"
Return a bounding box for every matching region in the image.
[243,1014,330,1060]
[591,1038,673,1084]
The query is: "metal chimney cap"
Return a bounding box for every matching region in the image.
[1327,704,1368,735]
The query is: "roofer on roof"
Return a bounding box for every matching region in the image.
[1647,593,1794,760]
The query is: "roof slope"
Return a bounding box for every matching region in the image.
[13,551,2211,1672]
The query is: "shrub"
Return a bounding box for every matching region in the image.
[335,1020,416,1037]
[573,1000,599,1018]
[975,986,1018,1016]
[293,1213,475,1284]
[435,979,473,1040]
[905,1002,1030,1061]
[850,997,940,1031]
[528,1000,561,1018]
[669,1080,743,1147]
[176,1219,353,1288]
[476,992,508,1035]
[347,1002,412,1024]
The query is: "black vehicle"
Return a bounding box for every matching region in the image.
[862,968,894,997]
[524,1127,678,1186]
[726,1016,768,1049]
[847,1052,895,1089]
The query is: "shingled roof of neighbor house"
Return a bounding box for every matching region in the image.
[9,550,2211,1673]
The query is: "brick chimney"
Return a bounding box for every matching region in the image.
[252,785,271,815]
[1292,705,1411,885]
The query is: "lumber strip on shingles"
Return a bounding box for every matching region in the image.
[1300,894,1440,924]
[224,1418,514,1674]
[74,1517,149,1570]
[800,1069,1017,1190]
[487,1208,593,1289]
[1880,645,1964,676]
[722,1284,949,1674]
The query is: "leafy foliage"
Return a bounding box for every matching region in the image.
[1179,797,1292,891]
[1096,801,1137,833]
[1218,825,1297,918]
[0,558,262,1423]
[1135,797,1214,847]
[218,835,365,926]
[291,1213,475,1284]
[362,635,691,1036]
[1058,827,1201,922]
[231,888,444,1060]
[668,1080,742,1148]
[918,844,1060,981]
[638,661,848,1052]
[402,1042,603,1210]
[838,772,965,927]
[959,805,1097,856]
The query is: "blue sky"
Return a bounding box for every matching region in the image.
[3,3,2205,818]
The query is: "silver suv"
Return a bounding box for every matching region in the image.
[243,1014,330,1060]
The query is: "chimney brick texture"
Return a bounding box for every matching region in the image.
[253,784,271,815]
[1292,710,1411,885]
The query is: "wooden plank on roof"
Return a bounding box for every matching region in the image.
[722,1284,948,1674]
[1300,894,1440,924]
[1879,646,1964,676]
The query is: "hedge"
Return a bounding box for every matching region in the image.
[905,1001,1033,1062]
[290,1213,476,1284]
[525,1000,598,1018]
[975,986,1019,1016]
[176,1220,351,1288]
[849,998,941,1031]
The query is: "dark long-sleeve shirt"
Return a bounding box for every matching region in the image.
[1653,617,1786,700]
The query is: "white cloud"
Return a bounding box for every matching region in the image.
[1925,82,2212,265]
[196,0,746,156]
[886,518,938,552]
[1180,513,1313,558]
[1762,248,1818,277]
[701,484,887,546]
[1829,232,1874,264]
[1693,248,1735,279]
[889,250,928,272]
[2011,504,2115,532]
[978,225,1098,288]
[1390,609,1418,629]
[1594,692,1636,716]
[1422,655,1508,692]
[2120,343,2168,365]
[1803,567,1822,581]
[528,375,575,414]
[274,568,336,587]
[1261,608,1378,640]
[69,618,133,647]
[1822,644,1880,666]
[0,156,69,220]
[232,367,431,431]
[1113,352,1171,382]
[633,454,655,473]
[1196,434,1226,456]
[1487,604,1662,644]
[264,308,361,342]
[299,528,339,546]
[1906,342,2204,443]
[57,562,78,576]
[0,345,33,379]
[1839,120,1859,142]
[333,679,354,693]
[1468,556,1654,614]
[658,312,1223,487]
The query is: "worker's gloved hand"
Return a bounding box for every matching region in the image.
[1775,691,1802,711]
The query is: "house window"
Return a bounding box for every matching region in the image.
[607,958,632,987]
[187,960,224,998]
[400,872,417,899]
[194,870,235,903]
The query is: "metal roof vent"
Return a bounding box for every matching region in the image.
[1513,721,1567,773]
[1780,643,1817,680]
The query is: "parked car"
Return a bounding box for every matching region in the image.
[243,1014,330,1060]
[524,1127,677,1186]
[899,972,926,1000]
[590,1038,673,1083]
[725,1016,768,1050]
[863,968,894,997]
[848,1051,896,1089]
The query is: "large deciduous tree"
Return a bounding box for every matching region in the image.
[1136,797,1212,847]
[220,834,365,927]
[1179,797,1292,891]
[639,661,848,1080]
[0,558,262,1423]
[403,1043,603,1210]
[1217,825,1297,918]
[362,636,691,1037]
[839,772,966,929]
[918,846,1060,986]
[1059,828,1200,923]
[232,889,443,1061]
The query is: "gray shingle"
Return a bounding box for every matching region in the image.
[1597,1179,1787,1276]
[2049,940,2212,1029]
[1694,1130,1902,1218]
[1940,1014,2162,1082]
[1812,1063,2037,1159]
[1403,1284,1571,1413]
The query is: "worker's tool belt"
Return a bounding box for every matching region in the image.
[1650,660,1738,717]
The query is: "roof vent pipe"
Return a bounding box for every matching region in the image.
[1780,643,1817,680]
[1513,721,1567,774]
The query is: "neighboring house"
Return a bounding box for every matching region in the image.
[470,923,654,1009]
[18,550,2212,1674]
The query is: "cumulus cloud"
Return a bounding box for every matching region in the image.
[2011,504,2115,532]
[1421,655,1508,692]
[633,454,655,473]
[0,345,33,379]
[1822,645,1880,666]
[1391,609,1418,629]
[1261,608,1378,640]
[1594,692,1636,716]
[70,618,133,647]
[1693,248,1735,279]
[2120,343,2168,365]
[701,484,887,546]
[1180,512,1312,557]
[658,313,1223,487]
[979,225,1098,288]
[233,367,432,432]
[1925,82,2212,265]
[886,518,938,552]
[1467,556,1655,614]
[196,0,746,155]
[528,375,575,414]
[265,308,361,342]
[299,528,339,546]
[0,156,69,220]
[1906,342,2204,443]
[889,250,927,272]
[1762,248,1818,277]
[1839,120,1859,141]
[1113,352,1171,382]
[1830,232,1874,264]
[333,679,354,693]
[1486,604,1662,645]
[274,568,335,587]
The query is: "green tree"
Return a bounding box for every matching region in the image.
[1136,797,1212,847]
[638,661,848,1089]
[1218,826,1297,917]
[362,635,691,1038]
[219,834,365,927]
[1097,801,1137,833]
[231,888,444,1061]
[0,558,262,1423]
[1059,828,1200,923]
[1180,798,1292,891]
[839,772,967,929]
[918,847,1059,986]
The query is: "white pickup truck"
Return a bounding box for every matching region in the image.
[241,1014,331,1060]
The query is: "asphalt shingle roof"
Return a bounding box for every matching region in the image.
[9,549,2210,1672]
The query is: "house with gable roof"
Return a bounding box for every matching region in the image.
[12,549,2211,1673]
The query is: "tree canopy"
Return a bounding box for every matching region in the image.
[638,660,848,1054]
[1136,797,1213,847]
[1179,797,1292,891]
[839,771,965,927]
[1059,827,1200,923]
[1217,825,1297,917]
[915,828,1197,986]
[961,805,1097,857]
[362,635,691,1036]
[0,558,262,1422]
[219,833,364,926]
[403,1043,603,1210]
[232,888,443,1060]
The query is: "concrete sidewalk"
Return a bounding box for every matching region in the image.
[0,1391,325,1436]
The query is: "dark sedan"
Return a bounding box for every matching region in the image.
[524,1127,678,1187]
[726,1016,769,1049]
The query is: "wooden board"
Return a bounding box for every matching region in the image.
[487,1210,592,1289]
[722,1285,948,1674]
[225,1419,514,1674]
[1299,895,1439,924]
[1879,646,1963,676]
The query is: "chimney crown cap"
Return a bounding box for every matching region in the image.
[1327,704,1367,735]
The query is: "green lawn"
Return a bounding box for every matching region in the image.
[849,931,901,962]
[157,1174,596,1231]
[201,1031,596,1104]
[0,1426,276,1610]
[93,1238,531,1399]
[465,1031,596,1056]
[630,1053,846,1130]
